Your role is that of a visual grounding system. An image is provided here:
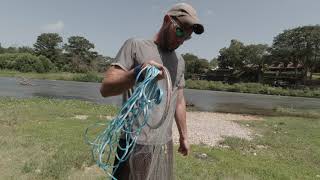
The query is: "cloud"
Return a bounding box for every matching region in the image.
[206,10,213,16]
[41,20,64,33]
[151,5,160,10]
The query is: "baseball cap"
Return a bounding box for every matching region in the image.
[167,3,204,34]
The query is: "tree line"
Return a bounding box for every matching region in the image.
[1,25,320,80]
[0,33,112,73]
[183,25,320,81]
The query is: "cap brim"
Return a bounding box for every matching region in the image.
[193,24,204,34]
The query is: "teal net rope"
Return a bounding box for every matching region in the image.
[85,65,172,179]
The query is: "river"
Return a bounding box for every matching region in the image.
[1,77,319,114]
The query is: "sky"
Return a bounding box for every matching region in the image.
[0,0,319,61]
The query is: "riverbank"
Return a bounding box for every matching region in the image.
[1,97,319,179]
[186,79,320,98]
[0,70,103,82]
[1,70,320,98]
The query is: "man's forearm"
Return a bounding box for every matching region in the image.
[175,93,187,140]
[100,66,136,97]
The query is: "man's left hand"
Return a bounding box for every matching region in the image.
[178,138,190,156]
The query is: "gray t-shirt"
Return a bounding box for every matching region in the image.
[111,38,185,145]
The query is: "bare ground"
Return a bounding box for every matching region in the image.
[172,112,262,146]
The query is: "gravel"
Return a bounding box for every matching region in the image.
[172,112,262,146]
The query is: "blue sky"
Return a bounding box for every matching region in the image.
[1,0,319,61]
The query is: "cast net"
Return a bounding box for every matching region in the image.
[85,65,177,180]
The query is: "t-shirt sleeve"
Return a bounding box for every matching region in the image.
[178,73,185,88]
[111,38,136,71]
[177,56,185,88]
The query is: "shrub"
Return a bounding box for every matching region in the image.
[15,53,44,72]
[0,53,54,73]
[39,55,54,72]
[72,72,103,82]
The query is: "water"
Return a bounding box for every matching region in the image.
[184,89,320,114]
[1,77,319,113]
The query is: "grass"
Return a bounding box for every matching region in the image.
[1,97,320,179]
[0,97,117,180]
[186,79,320,98]
[312,73,320,80]
[176,108,320,180]
[0,69,103,82]
[175,115,320,180]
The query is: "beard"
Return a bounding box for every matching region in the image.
[158,26,177,52]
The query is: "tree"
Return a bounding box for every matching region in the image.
[0,44,34,54]
[94,55,113,73]
[182,53,209,79]
[5,47,18,53]
[34,33,63,69]
[217,39,245,70]
[0,43,4,54]
[242,44,269,82]
[64,36,97,72]
[183,53,198,75]
[272,25,320,80]
[209,57,218,69]
[18,46,34,54]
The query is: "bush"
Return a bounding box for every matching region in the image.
[39,55,55,72]
[16,54,44,72]
[0,53,55,73]
[72,72,103,82]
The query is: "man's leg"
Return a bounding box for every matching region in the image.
[129,141,174,180]
[112,138,131,180]
[128,144,152,179]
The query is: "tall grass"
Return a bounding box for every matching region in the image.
[72,72,103,82]
[186,80,320,98]
[0,70,103,82]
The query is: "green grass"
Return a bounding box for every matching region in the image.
[312,73,320,80]
[175,115,320,180]
[274,106,320,118]
[0,97,117,180]
[186,79,320,98]
[1,97,320,179]
[0,69,103,82]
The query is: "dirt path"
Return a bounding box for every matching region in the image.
[172,112,262,146]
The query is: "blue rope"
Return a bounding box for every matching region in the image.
[85,65,165,180]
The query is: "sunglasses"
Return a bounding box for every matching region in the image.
[170,17,192,41]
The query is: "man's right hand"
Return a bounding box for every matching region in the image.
[100,61,165,97]
[141,60,165,80]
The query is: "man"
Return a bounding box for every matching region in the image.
[100,3,204,180]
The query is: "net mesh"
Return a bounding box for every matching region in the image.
[86,66,177,180]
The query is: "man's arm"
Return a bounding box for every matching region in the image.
[100,61,165,97]
[174,87,189,156]
[100,66,136,97]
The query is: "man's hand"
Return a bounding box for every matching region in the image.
[141,60,165,80]
[178,138,190,156]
